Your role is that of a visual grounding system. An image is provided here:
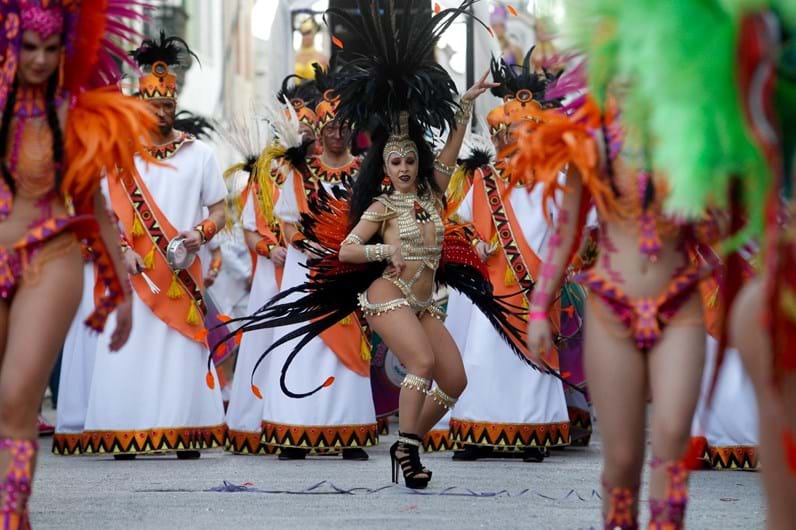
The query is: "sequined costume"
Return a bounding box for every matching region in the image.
[0,0,155,524]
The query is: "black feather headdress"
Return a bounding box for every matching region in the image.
[327,0,485,135]
[277,74,321,108]
[128,30,200,70]
[489,48,562,109]
[174,111,215,140]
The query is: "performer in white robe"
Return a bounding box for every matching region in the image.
[225,187,284,454]
[690,336,759,469]
[82,33,226,458]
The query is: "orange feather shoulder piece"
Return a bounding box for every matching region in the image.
[64,87,157,207]
[509,96,617,224]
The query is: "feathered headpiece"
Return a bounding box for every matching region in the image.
[0,0,147,108]
[312,61,342,130]
[129,30,199,100]
[487,49,561,134]
[327,0,484,160]
[277,74,319,129]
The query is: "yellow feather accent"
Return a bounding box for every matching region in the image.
[167,273,183,299]
[131,215,145,238]
[186,302,201,326]
[143,247,156,270]
[253,143,286,228]
[340,314,351,326]
[445,165,467,208]
[360,334,371,362]
[504,264,517,287]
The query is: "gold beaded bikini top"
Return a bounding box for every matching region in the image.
[363,191,444,270]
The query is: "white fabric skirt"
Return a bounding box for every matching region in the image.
[225,256,279,453]
[82,293,226,454]
[451,307,570,449]
[260,246,377,451]
[691,335,759,468]
[53,264,98,455]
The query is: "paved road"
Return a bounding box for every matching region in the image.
[31,419,763,530]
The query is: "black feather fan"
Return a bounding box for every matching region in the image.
[129,30,200,69]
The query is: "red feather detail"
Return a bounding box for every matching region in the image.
[332,35,344,49]
[441,224,488,277]
[507,5,519,16]
[251,385,263,400]
[434,3,442,14]
[205,371,216,390]
[323,377,335,388]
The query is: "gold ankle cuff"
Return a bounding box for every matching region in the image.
[429,387,457,410]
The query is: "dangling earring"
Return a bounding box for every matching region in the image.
[381,175,392,193]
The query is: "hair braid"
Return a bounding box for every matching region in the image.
[45,73,65,193]
[0,78,19,193]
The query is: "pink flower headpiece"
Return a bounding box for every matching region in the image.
[20,6,65,40]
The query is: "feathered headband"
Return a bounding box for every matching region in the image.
[312,61,341,131]
[129,30,198,100]
[277,74,319,129]
[327,0,485,161]
[487,48,562,134]
[0,0,147,109]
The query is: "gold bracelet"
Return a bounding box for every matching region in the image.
[434,159,455,178]
[343,233,364,246]
[454,98,474,128]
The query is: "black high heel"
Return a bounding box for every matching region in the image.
[390,433,431,489]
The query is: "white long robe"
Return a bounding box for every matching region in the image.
[259,170,377,451]
[450,180,570,449]
[224,191,280,453]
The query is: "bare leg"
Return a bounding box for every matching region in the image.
[732,279,796,530]
[583,297,647,526]
[364,280,435,436]
[415,315,466,436]
[0,235,83,523]
[647,299,705,527]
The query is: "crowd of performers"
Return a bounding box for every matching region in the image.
[0,0,794,529]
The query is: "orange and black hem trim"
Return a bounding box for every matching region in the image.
[377,416,391,436]
[225,429,277,455]
[423,429,456,452]
[261,421,378,454]
[80,425,226,455]
[706,445,759,470]
[450,418,571,449]
[52,433,84,456]
[568,406,593,447]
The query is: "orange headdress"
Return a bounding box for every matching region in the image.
[129,31,199,100]
[277,74,319,130]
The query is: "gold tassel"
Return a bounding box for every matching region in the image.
[360,335,371,362]
[340,314,351,326]
[131,215,145,238]
[167,273,183,299]
[504,264,517,287]
[706,285,719,308]
[186,302,201,326]
[143,247,156,270]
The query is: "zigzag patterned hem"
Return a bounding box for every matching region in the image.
[261,421,379,453]
[79,425,227,455]
[706,444,759,470]
[225,429,277,455]
[52,433,84,456]
[568,406,593,447]
[377,416,391,436]
[450,418,571,449]
[423,429,456,452]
